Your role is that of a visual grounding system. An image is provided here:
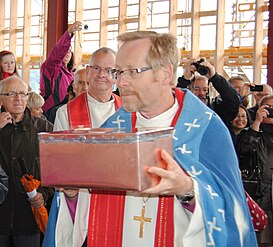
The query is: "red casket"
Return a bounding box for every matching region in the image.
[39,127,173,191]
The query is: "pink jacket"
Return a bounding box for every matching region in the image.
[40,31,74,112]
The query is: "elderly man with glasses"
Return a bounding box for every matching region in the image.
[0,76,54,247]
[53,47,121,131]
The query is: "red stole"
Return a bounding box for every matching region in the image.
[87,88,185,247]
[67,92,122,129]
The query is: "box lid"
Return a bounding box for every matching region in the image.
[38,127,174,144]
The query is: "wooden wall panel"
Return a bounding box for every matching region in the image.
[119,0,127,35]
[191,0,200,59]
[253,0,264,84]
[75,0,83,67]
[0,0,5,49]
[100,0,108,47]
[22,0,31,83]
[139,0,147,30]
[10,0,18,54]
[267,0,273,87]
[215,0,225,75]
[169,0,178,35]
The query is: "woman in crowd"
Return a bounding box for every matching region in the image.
[39,21,82,114]
[0,50,19,81]
[27,91,46,118]
[229,104,252,147]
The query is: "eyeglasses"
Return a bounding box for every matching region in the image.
[89,65,116,79]
[114,66,153,80]
[0,91,29,98]
[192,86,209,94]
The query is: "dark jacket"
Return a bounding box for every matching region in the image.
[237,124,273,211]
[0,108,54,235]
[247,105,259,122]
[177,73,240,126]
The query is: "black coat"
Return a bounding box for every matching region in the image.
[0,108,54,235]
[237,125,273,211]
[247,105,259,122]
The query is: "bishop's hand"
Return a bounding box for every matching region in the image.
[142,149,194,198]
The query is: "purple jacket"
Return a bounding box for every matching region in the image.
[40,31,74,112]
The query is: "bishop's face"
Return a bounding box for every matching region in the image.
[116,38,164,116]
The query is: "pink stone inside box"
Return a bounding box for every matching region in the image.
[39,127,173,191]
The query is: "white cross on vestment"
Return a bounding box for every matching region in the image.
[173,129,178,141]
[208,217,222,233]
[218,209,225,222]
[175,144,192,154]
[188,165,203,177]
[184,119,200,132]
[112,115,125,128]
[207,217,222,246]
[206,185,219,199]
[207,232,215,246]
[205,111,213,120]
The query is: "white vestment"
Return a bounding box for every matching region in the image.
[91,99,205,247]
[53,93,117,247]
[54,93,116,131]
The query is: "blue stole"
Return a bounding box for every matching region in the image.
[101,88,257,247]
[42,192,60,247]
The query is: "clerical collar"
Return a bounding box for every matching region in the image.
[87,93,114,105]
[136,98,179,128]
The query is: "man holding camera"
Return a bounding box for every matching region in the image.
[247,84,272,121]
[177,58,240,126]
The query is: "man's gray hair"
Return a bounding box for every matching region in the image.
[0,76,28,95]
[89,47,116,65]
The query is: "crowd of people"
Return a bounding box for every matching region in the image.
[0,21,272,247]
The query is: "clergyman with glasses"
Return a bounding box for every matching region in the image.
[0,76,54,246]
[43,47,122,246]
[177,59,240,127]
[85,31,257,246]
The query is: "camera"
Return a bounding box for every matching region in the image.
[192,58,209,76]
[266,108,273,118]
[80,24,88,30]
[250,85,263,92]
